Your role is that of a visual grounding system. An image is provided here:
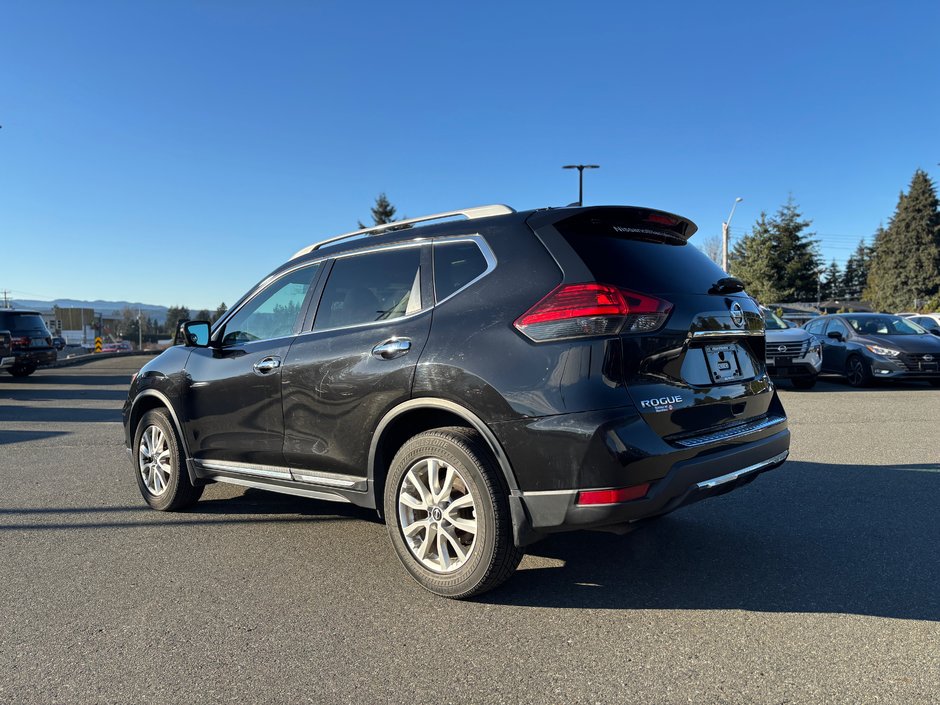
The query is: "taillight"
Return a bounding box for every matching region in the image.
[11,336,29,349]
[576,483,650,506]
[513,283,672,342]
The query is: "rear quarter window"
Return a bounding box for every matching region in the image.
[434,241,489,301]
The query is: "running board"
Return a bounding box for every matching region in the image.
[211,475,352,504]
[193,459,367,492]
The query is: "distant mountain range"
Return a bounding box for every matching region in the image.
[10,298,170,318]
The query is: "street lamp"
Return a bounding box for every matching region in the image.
[722,197,743,272]
[562,164,600,206]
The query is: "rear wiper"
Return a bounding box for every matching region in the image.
[708,276,746,295]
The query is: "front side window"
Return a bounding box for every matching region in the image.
[805,319,825,334]
[221,264,319,346]
[314,248,422,331]
[826,319,850,337]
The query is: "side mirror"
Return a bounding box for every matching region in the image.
[181,320,211,347]
[827,330,843,341]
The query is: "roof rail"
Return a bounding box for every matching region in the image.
[291,204,515,260]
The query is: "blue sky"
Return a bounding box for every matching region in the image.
[2,0,938,310]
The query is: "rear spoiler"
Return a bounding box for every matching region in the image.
[540,206,698,241]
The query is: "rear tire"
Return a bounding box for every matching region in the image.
[133,409,203,511]
[791,376,817,389]
[845,355,872,387]
[384,427,523,599]
[9,365,36,377]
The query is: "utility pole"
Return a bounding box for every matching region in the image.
[562,164,600,206]
[722,197,744,272]
[0,290,10,309]
[138,307,143,351]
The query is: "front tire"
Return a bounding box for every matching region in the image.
[9,365,36,377]
[384,427,523,599]
[133,409,203,511]
[845,355,872,387]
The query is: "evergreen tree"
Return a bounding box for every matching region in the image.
[164,306,191,335]
[865,170,940,311]
[213,302,228,323]
[730,213,782,303]
[358,193,407,229]
[194,309,211,323]
[820,260,842,300]
[842,237,873,300]
[730,197,820,303]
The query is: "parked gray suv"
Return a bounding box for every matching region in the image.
[761,308,821,389]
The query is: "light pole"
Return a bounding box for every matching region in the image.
[722,197,743,272]
[562,164,600,206]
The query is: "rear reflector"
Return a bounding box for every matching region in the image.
[576,483,650,506]
[513,283,671,342]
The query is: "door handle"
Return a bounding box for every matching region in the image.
[372,338,412,360]
[253,357,281,373]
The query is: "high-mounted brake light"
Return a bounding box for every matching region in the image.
[513,283,672,342]
[576,483,650,506]
[646,213,678,226]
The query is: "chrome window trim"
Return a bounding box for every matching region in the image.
[432,234,497,306]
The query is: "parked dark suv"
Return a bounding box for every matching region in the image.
[0,310,57,377]
[123,204,790,598]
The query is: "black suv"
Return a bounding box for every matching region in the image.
[0,310,57,377]
[123,205,789,598]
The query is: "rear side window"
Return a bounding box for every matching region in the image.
[314,248,422,331]
[554,212,728,295]
[434,241,488,301]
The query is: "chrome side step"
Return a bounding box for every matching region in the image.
[193,460,367,492]
[212,475,351,504]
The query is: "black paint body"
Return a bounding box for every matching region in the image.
[123,205,790,544]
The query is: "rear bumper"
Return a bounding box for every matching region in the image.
[11,349,57,367]
[492,394,790,543]
[517,429,789,532]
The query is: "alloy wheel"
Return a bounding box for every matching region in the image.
[397,457,478,573]
[138,424,173,496]
[847,358,864,386]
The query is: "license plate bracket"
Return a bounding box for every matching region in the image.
[705,344,744,382]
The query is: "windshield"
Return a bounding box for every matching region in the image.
[845,315,925,336]
[762,309,789,330]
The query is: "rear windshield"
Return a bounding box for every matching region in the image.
[0,313,50,335]
[557,231,730,295]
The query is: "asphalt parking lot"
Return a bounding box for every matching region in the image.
[1,358,938,704]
